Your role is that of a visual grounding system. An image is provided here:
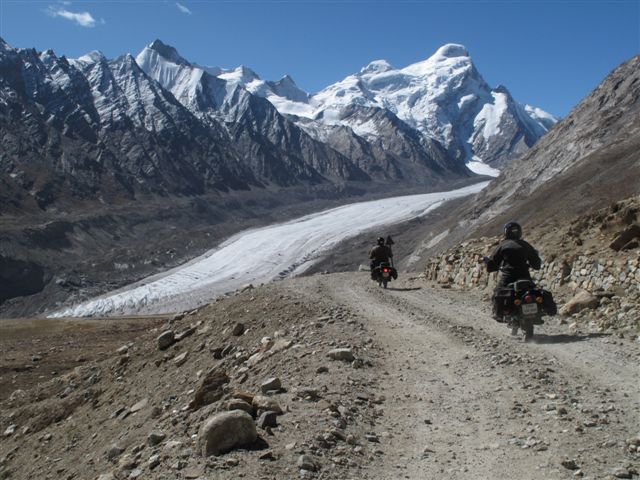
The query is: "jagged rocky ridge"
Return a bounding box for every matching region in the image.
[1,38,503,214]
[0,38,258,212]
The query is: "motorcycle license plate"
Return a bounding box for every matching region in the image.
[521,303,538,315]
[382,272,390,278]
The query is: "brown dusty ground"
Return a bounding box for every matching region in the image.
[1,273,638,480]
[0,317,166,402]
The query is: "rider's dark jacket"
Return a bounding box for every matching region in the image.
[486,238,541,286]
[369,245,393,265]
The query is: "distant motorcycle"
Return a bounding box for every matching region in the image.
[371,261,397,289]
[495,279,554,342]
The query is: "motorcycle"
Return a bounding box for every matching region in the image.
[495,279,549,342]
[371,261,397,289]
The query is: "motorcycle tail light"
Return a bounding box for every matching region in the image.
[536,296,544,304]
[383,268,389,272]
[524,295,534,303]
[514,299,522,306]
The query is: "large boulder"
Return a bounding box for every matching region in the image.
[560,290,599,315]
[198,410,257,456]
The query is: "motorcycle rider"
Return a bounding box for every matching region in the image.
[484,222,541,320]
[369,237,393,279]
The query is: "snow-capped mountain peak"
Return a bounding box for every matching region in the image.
[360,59,394,75]
[147,39,191,66]
[218,65,260,84]
[74,50,107,65]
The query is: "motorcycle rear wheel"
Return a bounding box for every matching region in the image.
[523,319,534,342]
[383,280,388,289]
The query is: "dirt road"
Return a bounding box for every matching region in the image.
[306,273,639,479]
[1,273,638,479]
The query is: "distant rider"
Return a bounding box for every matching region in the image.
[369,237,393,279]
[483,222,541,320]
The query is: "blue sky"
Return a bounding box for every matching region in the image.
[0,0,638,116]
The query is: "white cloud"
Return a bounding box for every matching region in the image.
[175,2,192,15]
[47,6,97,27]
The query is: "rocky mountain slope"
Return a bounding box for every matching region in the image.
[414,54,640,256]
[426,195,640,333]
[0,38,257,213]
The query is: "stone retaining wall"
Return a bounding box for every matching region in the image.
[425,238,640,296]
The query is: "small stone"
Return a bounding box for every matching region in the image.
[257,411,278,429]
[130,398,148,413]
[365,434,380,443]
[173,351,189,367]
[297,454,317,472]
[148,454,160,469]
[252,395,283,414]
[261,377,282,393]
[157,330,175,350]
[316,366,329,374]
[327,348,355,362]
[129,468,143,479]
[3,425,16,436]
[611,467,632,479]
[106,445,125,461]
[118,454,137,470]
[146,431,166,447]
[117,345,129,355]
[222,399,253,415]
[231,323,245,336]
[561,458,580,470]
[97,474,116,480]
[190,370,230,410]
[175,327,196,341]
[259,450,276,461]
[183,467,204,479]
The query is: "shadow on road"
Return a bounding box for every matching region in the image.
[387,287,422,292]
[532,333,610,345]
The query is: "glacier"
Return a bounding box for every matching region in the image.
[50,182,489,318]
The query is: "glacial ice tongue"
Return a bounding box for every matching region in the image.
[50,182,489,318]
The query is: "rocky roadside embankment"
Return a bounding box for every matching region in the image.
[0,283,389,480]
[425,196,640,335]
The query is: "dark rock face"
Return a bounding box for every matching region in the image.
[0,256,47,304]
[0,41,258,213]
[307,105,468,183]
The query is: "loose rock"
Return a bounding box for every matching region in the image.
[261,377,282,393]
[252,395,283,414]
[198,410,257,456]
[157,330,175,350]
[257,411,279,429]
[327,348,355,362]
[147,431,166,447]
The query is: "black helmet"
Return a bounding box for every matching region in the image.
[504,221,522,239]
[377,237,385,245]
